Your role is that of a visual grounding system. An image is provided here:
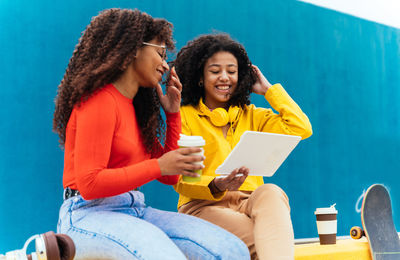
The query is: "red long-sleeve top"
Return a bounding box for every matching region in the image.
[63,84,180,200]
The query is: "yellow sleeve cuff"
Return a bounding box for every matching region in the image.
[174,175,227,201]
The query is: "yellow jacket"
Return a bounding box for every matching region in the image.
[174,84,312,208]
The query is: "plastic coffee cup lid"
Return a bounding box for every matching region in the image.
[315,204,338,215]
[178,134,205,147]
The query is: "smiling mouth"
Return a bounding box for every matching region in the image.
[215,85,231,93]
[156,70,164,80]
[217,85,230,90]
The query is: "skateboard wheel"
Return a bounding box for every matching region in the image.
[350,226,364,239]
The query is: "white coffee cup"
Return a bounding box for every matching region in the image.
[314,204,338,245]
[177,134,205,182]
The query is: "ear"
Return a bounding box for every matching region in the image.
[120,58,132,71]
[198,77,204,87]
[120,51,137,71]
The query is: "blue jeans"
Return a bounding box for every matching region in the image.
[57,190,250,260]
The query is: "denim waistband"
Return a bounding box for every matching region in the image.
[66,190,146,211]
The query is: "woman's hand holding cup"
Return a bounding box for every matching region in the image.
[158,147,205,177]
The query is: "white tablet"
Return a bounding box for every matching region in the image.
[215,131,301,176]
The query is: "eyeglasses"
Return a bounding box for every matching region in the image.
[142,42,167,60]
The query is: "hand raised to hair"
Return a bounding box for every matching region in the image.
[211,167,249,193]
[251,65,272,96]
[156,67,182,113]
[157,147,205,177]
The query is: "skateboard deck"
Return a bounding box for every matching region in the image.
[356,184,400,260]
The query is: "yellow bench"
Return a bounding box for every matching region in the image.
[295,238,371,260]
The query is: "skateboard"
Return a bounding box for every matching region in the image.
[350,184,400,260]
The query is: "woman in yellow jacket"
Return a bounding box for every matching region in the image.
[173,33,312,260]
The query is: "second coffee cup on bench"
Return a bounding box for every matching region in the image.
[177,134,205,182]
[315,204,338,245]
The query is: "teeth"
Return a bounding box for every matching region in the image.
[217,86,229,90]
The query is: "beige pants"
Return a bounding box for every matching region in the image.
[179,184,294,260]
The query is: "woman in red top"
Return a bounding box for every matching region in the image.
[53,8,250,260]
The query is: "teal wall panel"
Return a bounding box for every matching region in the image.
[1,0,399,252]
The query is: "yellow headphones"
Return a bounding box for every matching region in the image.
[199,99,240,127]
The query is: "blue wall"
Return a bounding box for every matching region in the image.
[1,0,399,252]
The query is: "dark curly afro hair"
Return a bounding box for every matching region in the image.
[173,33,257,108]
[53,8,174,155]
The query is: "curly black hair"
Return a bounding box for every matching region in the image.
[173,33,257,108]
[53,8,175,155]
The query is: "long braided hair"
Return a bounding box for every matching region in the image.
[53,8,174,154]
